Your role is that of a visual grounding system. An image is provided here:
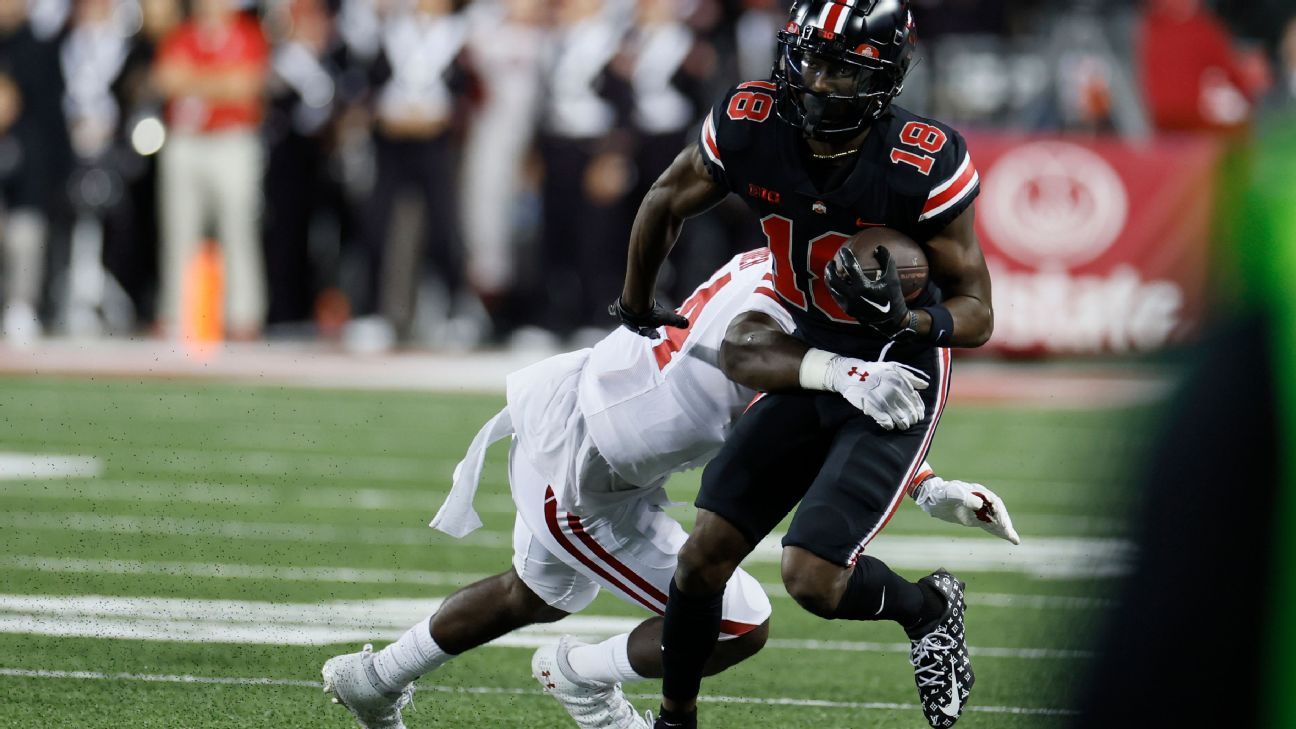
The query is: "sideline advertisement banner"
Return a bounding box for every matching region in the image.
[965,133,1221,355]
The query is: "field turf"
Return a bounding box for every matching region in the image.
[0,375,1155,728]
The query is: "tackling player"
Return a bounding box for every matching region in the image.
[610,1,994,726]
[321,249,1015,729]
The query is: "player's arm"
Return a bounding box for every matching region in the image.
[913,205,993,347]
[614,144,729,335]
[719,311,808,391]
[827,204,992,348]
[721,311,929,431]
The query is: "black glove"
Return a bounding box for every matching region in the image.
[609,297,689,339]
[825,246,915,338]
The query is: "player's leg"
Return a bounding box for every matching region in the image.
[779,347,971,728]
[323,515,585,729]
[657,393,832,726]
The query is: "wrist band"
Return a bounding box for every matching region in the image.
[799,348,838,391]
[921,305,954,347]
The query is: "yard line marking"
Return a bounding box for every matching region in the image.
[0,511,1133,577]
[35,446,461,481]
[0,510,512,547]
[0,556,1113,610]
[0,453,102,479]
[0,595,1092,659]
[0,556,492,587]
[0,480,518,514]
[766,639,1094,659]
[0,478,1126,538]
[0,668,1079,715]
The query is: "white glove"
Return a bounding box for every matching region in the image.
[913,476,1021,545]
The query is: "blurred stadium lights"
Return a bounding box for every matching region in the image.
[130,116,166,157]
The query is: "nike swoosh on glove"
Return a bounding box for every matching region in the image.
[914,476,1022,545]
[829,358,929,431]
[825,246,913,337]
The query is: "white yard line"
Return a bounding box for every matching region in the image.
[0,555,1113,609]
[0,594,1094,660]
[0,510,1133,578]
[0,667,1078,716]
[0,453,102,479]
[0,480,518,514]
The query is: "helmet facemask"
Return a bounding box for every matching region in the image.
[771,2,915,141]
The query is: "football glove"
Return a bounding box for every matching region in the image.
[829,358,929,431]
[825,246,915,338]
[609,297,688,340]
[913,476,1022,545]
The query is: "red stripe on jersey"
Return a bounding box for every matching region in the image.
[702,114,722,165]
[550,490,760,637]
[754,288,781,304]
[738,80,777,91]
[543,490,662,615]
[922,157,977,216]
[567,513,667,603]
[847,348,953,566]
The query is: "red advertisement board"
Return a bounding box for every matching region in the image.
[964,133,1221,355]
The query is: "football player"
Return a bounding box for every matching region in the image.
[610,1,993,727]
[322,249,1014,729]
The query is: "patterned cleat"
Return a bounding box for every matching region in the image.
[532,636,649,729]
[322,644,414,729]
[907,570,975,728]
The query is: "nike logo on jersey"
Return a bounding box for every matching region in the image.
[861,299,891,314]
[939,660,962,717]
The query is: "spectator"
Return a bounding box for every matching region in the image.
[459,0,546,334]
[527,0,627,343]
[99,0,182,328]
[60,0,136,335]
[353,0,471,347]
[0,0,73,346]
[616,0,721,302]
[153,0,269,340]
[262,0,362,331]
[1138,0,1264,132]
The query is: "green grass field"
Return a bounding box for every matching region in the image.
[0,375,1155,728]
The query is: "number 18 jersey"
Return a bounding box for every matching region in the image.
[698,81,980,359]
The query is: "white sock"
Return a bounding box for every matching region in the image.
[565,633,645,684]
[371,615,452,690]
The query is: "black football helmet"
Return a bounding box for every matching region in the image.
[773,0,917,140]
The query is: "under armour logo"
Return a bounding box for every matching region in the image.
[846,367,869,382]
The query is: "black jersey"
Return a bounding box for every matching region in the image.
[697,80,979,358]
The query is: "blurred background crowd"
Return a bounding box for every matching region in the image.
[0,0,1292,352]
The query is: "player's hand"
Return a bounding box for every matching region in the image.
[609,297,688,339]
[830,358,928,430]
[825,246,914,338]
[913,476,1021,545]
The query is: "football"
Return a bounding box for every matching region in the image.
[844,227,930,302]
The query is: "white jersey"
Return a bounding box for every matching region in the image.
[579,248,793,489]
[432,248,794,536]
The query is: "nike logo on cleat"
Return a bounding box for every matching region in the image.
[938,660,961,718]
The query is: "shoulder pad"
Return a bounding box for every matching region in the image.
[699,81,779,169]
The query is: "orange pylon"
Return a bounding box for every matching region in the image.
[180,240,223,357]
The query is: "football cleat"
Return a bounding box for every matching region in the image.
[322,643,414,729]
[532,636,649,729]
[907,570,974,728]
